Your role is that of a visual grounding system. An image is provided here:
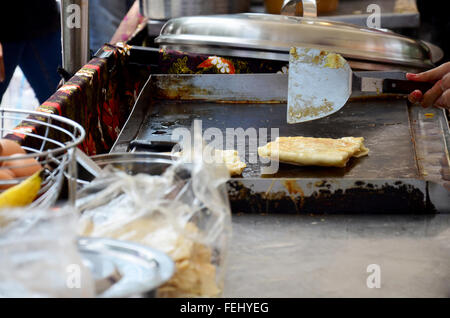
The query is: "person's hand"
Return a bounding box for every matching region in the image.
[406,62,450,110]
[110,1,145,45]
[0,43,5,83]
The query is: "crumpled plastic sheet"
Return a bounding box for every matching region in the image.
[77,131,232,297]
[0,209,95,298]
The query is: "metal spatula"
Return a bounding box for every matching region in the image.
[287,47,434,123]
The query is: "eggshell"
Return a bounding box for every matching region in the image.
[0,169,16,190]
[2,154,42,178]
[0,139,26,157]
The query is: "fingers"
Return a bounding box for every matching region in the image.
[408,90,423,104]
[421,79,443,108]
[406,62,450,82]
[407,64,450,109]
[406,73,418,81]
[435,89,450,110]
[409,76,450,109]
[0,43,4,83]
[440,72,450,90]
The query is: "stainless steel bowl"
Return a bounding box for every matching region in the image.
[139,0,251,20]
[79,237,175,298]
[77,152,176,185]
[77,154,177,297]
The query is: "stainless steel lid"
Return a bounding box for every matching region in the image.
[155,13,440,70]
[77,152,176,185]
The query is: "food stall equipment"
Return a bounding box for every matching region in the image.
[262,0,422,29]
[111,73,450,214]
[286,48,434,123]
[60,0,90,78]
[86,73,450,297]
[225,212,450,297]
[79,237,174,297]
[51,0,449,297]
[155,12,441,72]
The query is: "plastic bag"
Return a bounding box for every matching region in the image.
[77,129,232,297]
[0,208,95,298]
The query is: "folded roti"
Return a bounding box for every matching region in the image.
[214,149,247,176]
[258,136,369,168]
[172,149,246,176]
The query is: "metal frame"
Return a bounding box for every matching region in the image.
[112,73,450,213]
[0,109,86,207]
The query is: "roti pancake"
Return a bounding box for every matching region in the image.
[172,149,247,176]
[258,136,369,168]
[214,149,246,176]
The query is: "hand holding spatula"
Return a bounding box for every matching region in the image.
[287,47,434,123]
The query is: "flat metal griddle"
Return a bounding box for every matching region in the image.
[113,74,450,214]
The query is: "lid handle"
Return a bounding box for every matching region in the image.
[281,0,317,18]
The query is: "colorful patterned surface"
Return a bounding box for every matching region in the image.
[5,0,288,157]
[159,48,288,74]
[5,42,285,157]
[7,45,151,155]
[110,0,147,46]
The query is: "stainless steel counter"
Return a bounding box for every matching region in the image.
[145,0,420,37]
[113,73,450,297]
[225,214,450,297]
[114,74,450,214]
[251,0,420,29]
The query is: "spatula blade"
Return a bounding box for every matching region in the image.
[287,47,352,124]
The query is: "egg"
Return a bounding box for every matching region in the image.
[2,154,42,178]
[0,169,16,190]
[0,139,26,157]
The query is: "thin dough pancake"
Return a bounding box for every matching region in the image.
[258,136,369,168]
[172,149,247,176]
[214,149,246,176]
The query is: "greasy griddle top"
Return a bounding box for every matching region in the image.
[135,98,418,179]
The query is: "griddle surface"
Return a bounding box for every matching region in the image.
[136,99,418,179]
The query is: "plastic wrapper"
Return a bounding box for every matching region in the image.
[0,209,95,298]
[77,131,232,297]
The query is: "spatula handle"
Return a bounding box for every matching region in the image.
[383,79,434,95]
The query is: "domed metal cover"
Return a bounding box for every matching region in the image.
[156,13,440,70]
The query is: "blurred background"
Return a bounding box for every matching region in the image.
[1,0,448,116]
